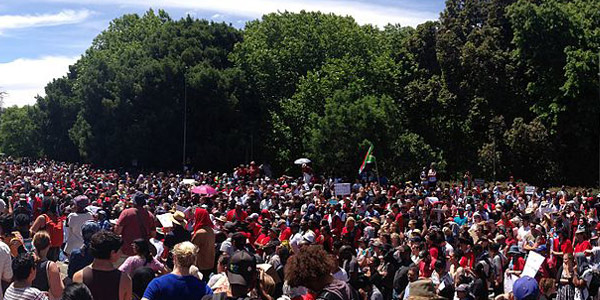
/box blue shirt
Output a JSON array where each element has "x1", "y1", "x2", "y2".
[
  {"x1": 454, "y1": 216, "x2": 467, "y2": 226},
  {"x1": 143, "y1": 274, "x2": 213, "y2": 300}
]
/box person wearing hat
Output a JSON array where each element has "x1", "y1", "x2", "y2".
[
  {"x1": 67, "y1": 221, "x2": 101, "y2": 279},
  {"x1": 456, "y1": 283, "x2": 473, "y2": 300},
  {"x1": 227, "y1": 250, "x2": 266, "y2": 299},
  {"x1": 142, "y1": 242, "x2": 213, "y2": 300},
  {"x1": 191, "y1": 208, "x2": 215, "y2": 280},
  {"x1": 506, "y1": 245, "x2": 525, "y2": 276},
  {"x1": 406, "y1": 279, "x2": 444, "y2": 300},
  {"x1": 115, "y1": 192, "x2": 156, "y2": 256},
  {"x1": 65, "y1": 195, "x2": 94, "y2": 256},
  {"x1": 574, "y1": 226, "x2": 592, "y2": 253},
  {"x1": 512, "y1": 276, "x2": 539, "y2": 300}
]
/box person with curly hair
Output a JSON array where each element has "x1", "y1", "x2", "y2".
[{"x1": 285, "y1": 245, "x2": 358, "y2": 300}]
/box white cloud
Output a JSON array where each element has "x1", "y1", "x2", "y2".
[
  {"x1": 0, "y1": 9, "x2": 92, "y2": 34},
  {"x1": 0, "y1": 56, "x2": 78, "y2": 107},
  {"x1": 47, "y1": 0, "x2": 437, "y2": 28}
]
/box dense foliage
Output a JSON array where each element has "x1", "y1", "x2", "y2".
[{"x1": 1, "y1": 0, "x2": 599, "y2": 185}]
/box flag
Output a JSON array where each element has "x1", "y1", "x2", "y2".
[{"x1": 358, "y1": 145, "x2": 375, "y2": 174}]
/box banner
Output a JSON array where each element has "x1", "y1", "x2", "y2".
[{"x1": 334, "y1": 183, "x2": 351, "y2": 196}]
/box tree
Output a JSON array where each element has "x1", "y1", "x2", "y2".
[{"x1": 0, "y1": 106, "x2": 40, "y2": 157}]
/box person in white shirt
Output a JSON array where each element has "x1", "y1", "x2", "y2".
[
  {"x1": 64, "y1": 196, "x2": 94, "y2": 256},
  {"x1": 0, "y1": 217, "x2": 13, "y2": 300}
]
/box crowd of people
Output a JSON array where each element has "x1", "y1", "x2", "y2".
[{"x1": 0, "y1": 157, "x2": 598, "y2": 300}]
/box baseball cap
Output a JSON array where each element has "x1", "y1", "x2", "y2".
[
  {"x1": 228, "y1": 251, "x2": 257, "y2": 286},
  {"x1": 513, "y1": 276, "x2": 539, "y2": 300}
]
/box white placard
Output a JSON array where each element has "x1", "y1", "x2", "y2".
[
  {"x1": 521, "y1": 251, "x2": 545, "y2": 278},
  {"x1": 181, "y1": 179, "x2": 196, "y2": 185},
  {"x1": 157, "y1": 213, "x2": 173, "y2": 228},
  {"x1": 504, "y1": 274, "x2": 518, "y2": 293},
  {"x1": 334, "y1": 183, "x2": 351, "y2": 196},
  {"x1": 525, "y1": 186, "x2": 536, "y2": 195}
]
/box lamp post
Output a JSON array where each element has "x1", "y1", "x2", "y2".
[{"x1": 182, "y1": 68, "x2": 188, "y2": 170}]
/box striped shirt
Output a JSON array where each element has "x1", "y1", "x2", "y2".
[{"x1": 4, "y1": 284, "x2": 48, "y2": 300}]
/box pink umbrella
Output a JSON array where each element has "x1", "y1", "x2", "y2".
[{"x1": 191, "y1": 185, "x2": 216, "y2": 195}]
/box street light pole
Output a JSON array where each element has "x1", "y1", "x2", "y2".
[{"x1": 183, "y1": 69, "x2": 188, "y2": 170}]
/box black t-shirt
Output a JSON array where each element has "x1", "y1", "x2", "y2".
[{"x1": 472, "y1": 278, "x2": 488, "y2": 300}]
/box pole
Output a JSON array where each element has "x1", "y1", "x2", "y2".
[
  {"x1": 182, "y1": 70, "x2": 187, "y2": 169},
  {"x1": 493, "y1": 134, "x2": 496, "y2": 183},
  {"x1": 374, "y1": 157, "x2": 381, "y2": 186},
  {"x1": 597, "y1": 47, "x2": 600, "y2": 189}
]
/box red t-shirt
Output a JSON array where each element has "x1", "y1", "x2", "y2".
[
  {"x1": 419, "y1": 258, "x2": 436, "y2": 278},
  {"x1": 280, "y1": 227, "x2": 292, "y2": 241},
  {"x1": 226, "y1": 209, "x2": 247, "y2": 222},
  {"x1": 255, "y1": 234, "x2": 270, "y2": 247},
  {"x1": 459, "y1": 252, "x2": 475, "y2": 268},
  {"x1": 553, "y1": 238, "x2": 573, "y2": 254},
  {"x1": 574, "y1": 240, "x2": 592, "y2": 253},
  {"x1": 511, "y1": 257, "x2": 526, "y2": 271},
  {"x1": 395, "y1": 213, "x2": 405, "y2": 232},
  {"x1": 429, "y1": 246, "x2": 439, "y2": 260},
  {"x1": 116, "y1": 208, "x2": 155, "y2": 256}
]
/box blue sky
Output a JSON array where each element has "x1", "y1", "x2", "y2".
[{"x1": 0, "y1": 0, "x2": 445, "y2": 107}]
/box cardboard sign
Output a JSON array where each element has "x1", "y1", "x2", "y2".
[
  {"x1": 525, "y1": 186, "x2": 536, "y2": 195},
  {"x1": 474, "y1": 179, "x2": 485, "y2": 187},
  {"x1": 334, "y1": 183, "x2": 351, "y2": 196},
  {"x1": 521, "y1": 251, "x2": 545, "y2": 278},
  {"x1": 157, "y1": 213, "x2": 173, "y2": 228}
]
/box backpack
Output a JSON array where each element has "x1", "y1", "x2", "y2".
[
  {"x1": 475, "y1": 254, "x2": 495, "y2": 281},
  {"x1": 589, "y1": 270, "x2": 600, "y2": 297}
]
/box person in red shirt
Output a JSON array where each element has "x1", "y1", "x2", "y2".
[
  {"x1": 226, "y1": 203, "x2": 248, "y2": 222},
  {"x1": 506, "y1": 245, "x2": 526, "y2": 276},
  {"x1": 458, "y1": 238, "x2": 475, "y2": 268},
  {"x1": 279, "y1": 223, "x2": 292, "y2": 241},
  {"x1": 574, "y1": 227, "x2": 592, "y2": 253},
  {"x1": 113, "y1": 192, "x2": 155, "y2": 256},
  {"x1": 418, "y1": 250, "x2": 436, "y2": 278},
  {"x1": 254, "y1": 226, "x2": 270, "y2": 252},
  {"x1": 552, "y1": 229, "x2": 573, "y2": 256},
  {"x1": 341, "y1": 217, "x2": 361, "y2": 248}
]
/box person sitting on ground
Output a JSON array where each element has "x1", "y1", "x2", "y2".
[
  {"x1": 73, "y1": 230, "x2": 132, "y2": 300},
  {"x1": 31, "y1": 231, "x2": 64, "y2": 299},
  {"x1": 119, "y1": 238, "x2": 168, "y2": 276},
  {"x1": 4, "y1": 252, "x2": 48, "y2": 300},
  {"x1": 142, "y1": 241, "x2": 213, "y2": 300}
]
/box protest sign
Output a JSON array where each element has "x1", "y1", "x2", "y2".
[
  {"x1": 157, "y1": 213, "x2": 173, "y2": 228},
  {"x1": 521, "y1": 251, "x2": 545, "y2": 278},
  {"x1": 525, "y1": 186, "x2": 536, "y2": 195},
  {"x1": 474, "y1": 179, "x2": 485, "y2": 187},
  {"x1": 334, "y1": 183, "x2": 351, "y2": 196}
]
